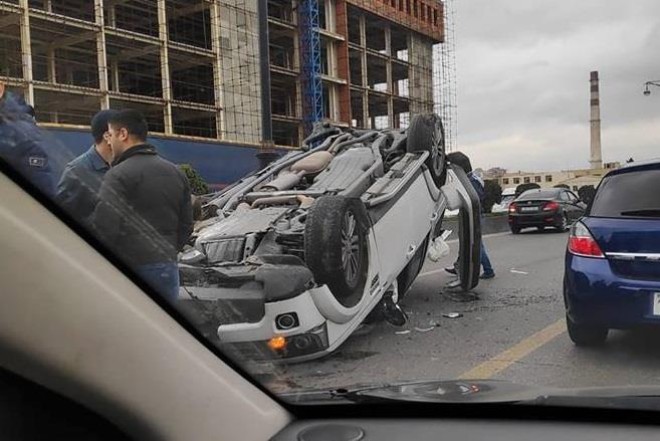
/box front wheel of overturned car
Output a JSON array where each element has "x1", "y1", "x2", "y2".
[
  {"x1": 305, "y1": 196, "x2": 369, "y2": 308},
  {"x1": 407, "y1": 113, "x2": 447, "y2": 187}
]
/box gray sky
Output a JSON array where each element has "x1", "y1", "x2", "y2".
[{"x1": 454, "y1": 0, "x2": 660, "y2": 172}]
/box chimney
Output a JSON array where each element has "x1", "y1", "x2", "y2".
[{"x1": 589, "y1": 71, "x2": 603, "y2": 169}]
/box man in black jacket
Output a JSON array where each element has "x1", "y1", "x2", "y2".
[{"x1": 91, "y1": 109, "x2": 193, "y2": 302}]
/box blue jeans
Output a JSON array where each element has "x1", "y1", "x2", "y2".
[
  {"x1": 136, "y1": 262, "x2": 180, "y2": 303},
  {"x1": 481, "y1": 241, "x2": 494, "y2": 276}
]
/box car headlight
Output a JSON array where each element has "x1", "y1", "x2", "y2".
[{"x1": 180, "y1": 249, "x2": 206, "y2": 264}]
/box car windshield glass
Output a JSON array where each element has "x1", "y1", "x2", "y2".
[
  {"x1": 518, "y1": 191, "x2": 557, "y2": 200},
  {"x1": 2, "y1": 0, "x2": 660, "y2": 414},
  {"x1": 590, "y1": 170, "x2": 660, "y2": 218}
]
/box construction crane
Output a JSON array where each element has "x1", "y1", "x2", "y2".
[{"x1": 299, "y1": 0, "x2": 324, "y2": 135}]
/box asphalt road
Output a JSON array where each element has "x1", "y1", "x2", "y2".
[{"x1": 262, "y1": 228, "x2": 660, "y2": 393}]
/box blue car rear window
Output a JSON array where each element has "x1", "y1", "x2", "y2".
[{"x1": 590, "y1": 170, "x2": 660, "y2": 218}]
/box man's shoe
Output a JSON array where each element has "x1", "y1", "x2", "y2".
[
  {"x1": 446, "y1": 279, "x2": 462, "y2": 289},
  {"x1": 480, "y1": 272, "x2": 495, "y2": 280},
  {"x1": 444, "y1": 266, "x2": 457, "y2": 275}
]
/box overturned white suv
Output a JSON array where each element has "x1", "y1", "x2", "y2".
[{"x1": 178, "y1": 114, "x2": 481, "y2": 362}]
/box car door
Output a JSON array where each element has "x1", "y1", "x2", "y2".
[
  {"x1": 442, "y1": 165, "x2": 481, "y2": 292},
  {"x1": 557, "y1": 191, "x2": 571, "y2": 220},
  {"x1": 566, "y1": 191, "x2": 585, "y2": 221}
]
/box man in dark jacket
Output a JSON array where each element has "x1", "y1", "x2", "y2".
[
  {"x1": 0, "y1": 82, "x2": 58, "y2": 197},
  {"x1": 91, "y1": 109, "x2": 193, "y2": 302},
  {"x1": 57, "y1": 109, "x2": 117, "y2": 224}
]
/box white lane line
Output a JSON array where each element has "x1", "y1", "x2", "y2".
[{"x1": 510, "y1": 269, "x2": 529, "y2": 275}]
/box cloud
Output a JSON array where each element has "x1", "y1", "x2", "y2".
[{"x1": 453, "y1": 0, "x2": 660, "y2": 172}]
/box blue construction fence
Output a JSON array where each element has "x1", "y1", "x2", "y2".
[{"x1": 45, "y1": 127, "x2": 287, "y2": 190}]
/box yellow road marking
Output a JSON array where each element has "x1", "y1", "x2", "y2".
[{"x1": 458, "y1": 318, "x2": 566, "y2": 380}]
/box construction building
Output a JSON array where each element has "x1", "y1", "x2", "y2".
[{"x1": 0, "y1": 0, "x2": 446, "y2": 181}]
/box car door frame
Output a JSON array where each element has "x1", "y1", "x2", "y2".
[{"x1": 565, "y1": 191, "x2": 584, "y2": 221}]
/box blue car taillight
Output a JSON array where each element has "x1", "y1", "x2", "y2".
[{"x1": 568, "y1": 222, "x2": 605, "y2": 258}]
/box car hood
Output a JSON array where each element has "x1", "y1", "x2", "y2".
[{"x1": 280, "y1": 379, "x2": 660, "y2": 409}]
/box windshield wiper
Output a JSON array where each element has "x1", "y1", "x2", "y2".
[{"x1": 620, "y1": 209, "x2": 660, "y2": 218}]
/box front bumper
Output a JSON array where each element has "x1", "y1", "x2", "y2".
[
  {"x1": 564, "y1": 253, "x2": 660, "y2": 329},
  {"x1": 509, "y1": 212, "x2": 561, "y2": 228}
]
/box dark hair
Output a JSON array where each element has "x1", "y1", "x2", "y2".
[
  {"x1": 90, "y1": 109, "x2": 118, "y2": 143},
  {"x1": 447, "y1": 151, "x2": 473, "y2": 174},
  {"x1": 108, "y1": 109, "x2": 148, "y2": 141}
]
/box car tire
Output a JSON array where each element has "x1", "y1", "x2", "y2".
[
  {"x1": 407, "y1": 114, "x2": 447, "y2": 187},
  {"x1": 305, "y1": 195, "x2": 369, "y2": 308},
  {"x1": 511, "y1": 226, "x2": 521, "y2": 234},
  {"x1": 556, "y1": 213, "x2": 569, "y2": 232},
  {"x1": 566, "y1": 315, "x2": 608, "y2": 346}
]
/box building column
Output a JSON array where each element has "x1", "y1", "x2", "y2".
[
  {"x1": 359, "y1": 13, "x2": 368, "y2": 126},
  {"x1": 210, "y1": 0, "x2": 225, "y2": 138},
  {"x1": 334, "y1": 0, "x2": 351, "y2": 124},
  {"x1": 157, "y1": 0, "x2": 173, "y2": 134},
  {"x1": 46, "y1": 47, "x2": 56, "y2": 83},
  {"x1": 108, "y1": 3, "x2": 117, "y2": 27},
  {"x1": 385, "y1": 24, "x2": 393, "y2": 127},
  {"x1": 110, "y1": 58, "x2": 120, "y2": 92},
  {"x1": 18, "y1": 0, "x2": 34, "y2": 105},
  {"x1": 95, "y1": 0, "x2": 110, "y2": 109}
]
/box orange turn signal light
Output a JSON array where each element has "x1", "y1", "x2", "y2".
[{"x1": 267, "y1": 336, "x2": 287, "y2": 351}]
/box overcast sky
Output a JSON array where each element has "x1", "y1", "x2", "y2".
[{"x1": 453, "y1": 0, "x2": 660, "y2": 172}]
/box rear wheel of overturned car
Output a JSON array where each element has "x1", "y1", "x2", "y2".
[
  {"x1": 407, "y1": 114, "x2": 447, "y2": 187},
  {"x1": 566, "y1": 315, "x2": 608, "y2": 346},
  {"x1": 305, "y1": 196, "x2": 369, "y2": 308}
]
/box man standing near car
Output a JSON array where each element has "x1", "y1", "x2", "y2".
[
  {"x1": 445, "y1": 151, "x2": 495, "y2": 280},
  {"x1": 91, "y1": 109, "x2": 193, "y2": 302},
  {"x1": 0, "y1": 81, "x2": 58, "y2": 197},
  {"x1": 57, "y1": 109, "x2": 117, "y2": 224}
]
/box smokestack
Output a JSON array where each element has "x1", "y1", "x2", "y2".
[{"x1": 589, "y1": 71, "x2": 603, "y2": 169}]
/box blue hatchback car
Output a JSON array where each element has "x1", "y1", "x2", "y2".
[{"x1": 564, "y1": 160, "x2": 660, "y2": 346}]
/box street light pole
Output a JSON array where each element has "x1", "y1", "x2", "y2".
[{"x1": 643, "y1": 80, "x2": 660, "y2": 96}]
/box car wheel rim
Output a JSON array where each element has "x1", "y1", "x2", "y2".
[
  {"x1": 562, "y1": 215, "x2": 568, "y2": 229},
  {"x1": 341, "y1": 212, "x2": 360, "y2": 284},
  {"x1": 430, "y1": 123, "x2": 445, "y2": 174}
]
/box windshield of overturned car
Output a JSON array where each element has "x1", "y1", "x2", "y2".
[{"x1": 2, "y1": 0, "x2": 660, "y2": 409}]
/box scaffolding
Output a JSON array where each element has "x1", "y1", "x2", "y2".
[
  {"x1": 435, "y1": 0, "x2": 456, "y2": 151},
  {"x1": 0, "y1": 0, "x2": 445, "y2": 149}
]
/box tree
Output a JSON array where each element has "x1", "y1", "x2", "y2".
[
  {"x1": 578, "y1": 185, "x2": 596, "y2": 205},
  {"x1": 179, "y1": 164, "x2": 209, "y2": 196},
  {"x1": 483, "y1": 180, "x2": 502, "y2": 213},
  {"x1": 515, "y1": 183, "x2": 540, "y2": 197},
  {"x1": 554, "y1": 184, "x2": 570, "y2": 189}
]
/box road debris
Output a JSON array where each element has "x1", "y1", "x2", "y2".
[
  {"x1": 414, "y1": 326, "x2": 435, "y2": 333},
  {"x1": 395, "y1": 330, "x2": 411, "y2": 335},
  {"x1": 443, "y1": 312, "x2": 463, "y2": 319}
]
